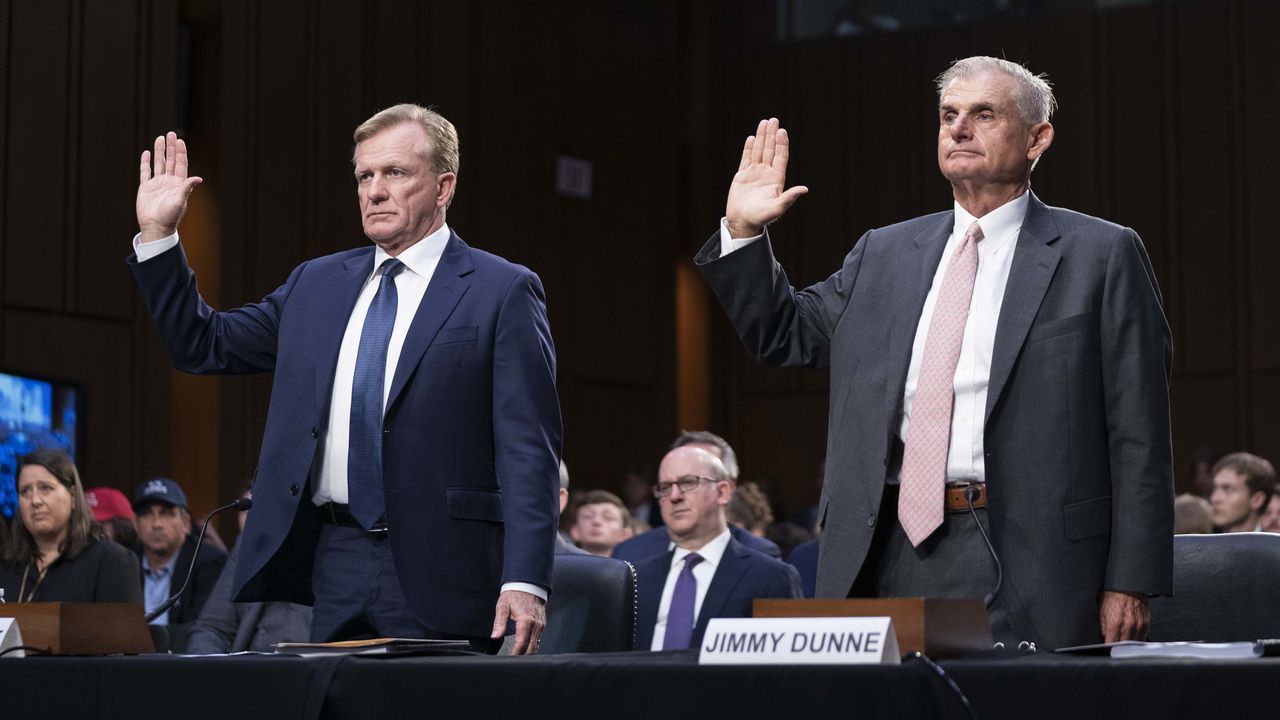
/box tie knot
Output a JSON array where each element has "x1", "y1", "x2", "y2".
[
  {"x1": 684, "y1": 553, "x2": 704, "y2": 570},
  {"x1": 380, "y1": 258, "x2": 406, "y2": 279},
  {"x1": 965, "y1": 221, "x2": 984, "y2": 244}
]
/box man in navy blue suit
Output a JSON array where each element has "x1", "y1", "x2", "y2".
[
  {"x1": 129, "y1": 105, "x2": 561, "y2": 654},
  {"x1": 634, "y1": 446, "x2": 800, "y2": 651},
  {"x1": 614, "y1": 430, "x2": 780, "y2": 562}
]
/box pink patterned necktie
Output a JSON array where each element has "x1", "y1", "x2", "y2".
[{"x1": 898, "y1": 220, "x2": 983, "y2": 547}]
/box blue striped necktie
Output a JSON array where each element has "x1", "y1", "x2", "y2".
[{"x1": 348, "y1": 258, "x2": 406, "y2": 530}]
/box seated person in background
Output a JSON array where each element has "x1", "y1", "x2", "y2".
[
  {"x1": 187, "y1": 489, "x2": 312, "y2": 654},
  {"x1": 1172, "y1": 494, "x2": 1213, "y2": 535},
  {"x1": 555, "y1": 461, "x2": 587, "y2": 555},
  {"x1": 634, "y1": 446, "x2": 801, "y2": 651},
  {"x1": 726, "y1": 481, "x2": 773, "y2": 537},
  {"x1": 86, "y1": 486, "x2": 142, "y2": 554},
  {"x1": 0, "y1": 449, "x2": 141, "y2": 603},
  {"x1": 133, "y1": 477, "x2": 228, "y2": 651},
  {"x1": 1209, "y1": 452, "x2": 1276, "y2": 533},
  {"x1": 1263, "y1": 493, "x2": 1280, "y2": 534},
  {"x1": 568, "y1": 490, "x2": 633, "y2": 557},
  {"x1": 614, "y1": 431, "x2": 781, "y2": 561}
]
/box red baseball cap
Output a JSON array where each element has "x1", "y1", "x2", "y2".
[{"x1": 85, "y1": 486, "x2": 135, "y2": 522}]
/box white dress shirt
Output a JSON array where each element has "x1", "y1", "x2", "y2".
[
  {"x1": 134, "y1": 226, "x2": 546, "y2": 600},
  {"x1": 649, "y1": 528, "x2": 732, "y2": 651},
  {"x1": 719, "y1": 191, "x2": 1027, "y2": 483}
]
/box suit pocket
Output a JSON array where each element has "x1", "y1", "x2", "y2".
[
  {"x1": 447, "y1": 487, "x2": 504, "y2": 522},
  {"x1": 432, "y1": 325, "x2": 479, "y2": 347},
  {"x1": 1028, "y1": 312, "x2": 1093, "y2": 344},
  {"x1": 1063, "y1": 495, "x2": 1111, "y2": 540}
]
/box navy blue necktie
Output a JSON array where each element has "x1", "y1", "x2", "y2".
[
  {"x1": 662, "y1": 553, "x2": 704, "y2": 650},
  {"x1": 348, "y1": 258, "x2": 405, "y2": 530}
]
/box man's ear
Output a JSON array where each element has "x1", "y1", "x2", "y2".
[
  {"x1": 437, "y1": 171, "x2": 457, "y2": 208},
  {"x1": 1027, "y1": 121, "x2": 1054, "y2": 164},
  {"x1": 1250, "y1": 491, "x2": 1267, "y2": 513}
]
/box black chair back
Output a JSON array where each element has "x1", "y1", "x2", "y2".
[
  {"x1": 1148, "y1": 533, "x2": 1280, "y2": 642},
  {"x1": 539, "y1": 554, "x2": 636, "y2": 653}
]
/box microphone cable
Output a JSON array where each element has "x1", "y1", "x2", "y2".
[{"x1": 145, "y1": 497, "x2": 253, "y2": 623}]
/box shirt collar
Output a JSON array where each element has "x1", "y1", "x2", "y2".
[
  {"x1": 672, "y1": 527, "x2": 732, "y2": 571},
  {"x1": 953, "y1": 191, "x2": 1029, "y2": 253},
  {"x1": 142, "y1": 551, "x2": 179, "y2": 578},
  {"x1": 370, "y1": 222, "x2": 451, "y2": 280}
]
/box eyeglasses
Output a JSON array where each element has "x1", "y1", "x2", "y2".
[{"x1": 653, "y1": 475, "x2": 721, "y2": 498}]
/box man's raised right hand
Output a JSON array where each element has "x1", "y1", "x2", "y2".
[
  {"x1": 137, "y1": 132, "x2": 202, "y2": 243},
  {"x1": 724, "y1": 117, "x2": 809, "y2": 239}
]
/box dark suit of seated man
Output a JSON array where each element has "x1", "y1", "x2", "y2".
[{"x1": 633, "y1": 446, "x2": 801, "y2": 651}]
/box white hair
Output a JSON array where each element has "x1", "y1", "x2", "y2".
[{"x1": 936, "y1": 56, "x2": 1056, "y2": 124}]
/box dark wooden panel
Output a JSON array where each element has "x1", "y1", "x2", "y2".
[
  {"x1": 1170, "y1": 375, "x2": 1236, "y2": 495},
  {"x1": 368, "y1": 0, "x2": 421, "y2": 110},
  {"x1": 311, "y1": 0, "x2": 366, "y2": 259},
  {"x1": 1241, "y1": 0, "x2": 1280, "y2": 370},
  {"x1": 739, "y1": 391, "x2": 828, "y2": 521},
  {"x1": 3, "y1": 310, "x2": 133, "y2": 496},
  {"x1": 560, "y1": 380, "x2": 665, "y2": 498},
  {"x1": 1171, "y1": 1, "x2": 1235, "y2": 375},
  {"x1": 5, "y1": 0, "x2": 69, "y2": 311},
  {"x1": 76, "y1": 0, "x2": 140, "y2": 320},
  {"x1": 1248, "y1": 373, "x2": 1280, "y2": 469}
]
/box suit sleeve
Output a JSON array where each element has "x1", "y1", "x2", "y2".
[
  {"x1": 492, "y1": 270, "x2": 563, "y2": 592},
  {"x1": 184, "y1": 546, "x2": 230, "y2": 623},
  {"x1": 185, "y1": 545, "x2": 242, "y2": 654},
  {"x1": 694, "y1": 228, "x2": 871, "y2": 369},
  {"x1": 773, "y1": 562, "x2": 804, "y2": 600},
  {"x1": 1100, "y1": 229, "x2": 1174, "y2": 595},
  {"x1": 127, "y1": 242, "x2": 298, "y2": 375}
]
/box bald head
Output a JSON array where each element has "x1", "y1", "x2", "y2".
[{"x1": 656, "y1": 446, "x2": 731, "y2": 550}]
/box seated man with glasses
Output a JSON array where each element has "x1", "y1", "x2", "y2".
[{"x1": 633, "y1": 446, "x2": 801, "y2": 651}]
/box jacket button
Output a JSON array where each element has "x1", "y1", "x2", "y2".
[
  {"x1": 311, "y1": 427, "x2": 319, "y2": 439},
  {"x1": 383, "y1": 426, "x2": 391, "y2": 435},
  {"x1": 289, "y1": 483, "x2": 300, "y2": 496},
  {"x1": 867, "y1": 513, "x2": 876, "y2": 527}
]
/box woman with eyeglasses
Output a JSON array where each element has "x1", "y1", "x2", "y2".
[{"x1": 0, "y1": 448, "x2": 141, "y2": 603}]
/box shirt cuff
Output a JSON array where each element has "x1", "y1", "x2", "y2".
[
  {"x1": 134, "y1": 232, "x2": 180, "y2": 261},
  {"x1": 501, "y1": 582, "x2": 547, "y2": 602},
  {"x1": 719, "y1": 217, "x2": 763, "y2": 257}
]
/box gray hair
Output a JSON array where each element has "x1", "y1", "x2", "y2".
[
  {"x1": 670, "y1": 430, "x2": 739, "y2": 482},
  {"x1": 352, "y1": 103, "x2": 460, "y2": 176},
  {"x1": 936, "y1": 56, "x2": 1056, "y2": 125},
  {"x1": 558, "y1": 460, "x2": 570, "y2": 491}
]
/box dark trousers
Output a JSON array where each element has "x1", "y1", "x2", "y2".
[
  {"x1": 310, "y1": 524, "x2": 501, "y2": 653},
  {"x1": 850, "y1": 484, "x2": 1015, "y2": 645}
]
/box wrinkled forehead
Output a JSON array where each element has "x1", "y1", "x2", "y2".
[
  {"x1": 939, "y1": 71, "x2": 1017, "y2": 109},
  {"x1": 659, "y1": 446, "x2": 720, "y2": 480}
]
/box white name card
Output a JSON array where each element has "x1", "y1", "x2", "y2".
[
  {"x1": 0, "y1": 617, "x2": 24, "y2": 659},
  {"x1": 699, "y1": 616, "x2": 899, "y2": 665}
]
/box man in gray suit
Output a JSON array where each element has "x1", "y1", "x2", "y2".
[{"x1": 695, "y1": 56, "x2": 1173, "y2": 650}]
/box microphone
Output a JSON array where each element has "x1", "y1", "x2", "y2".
[
  {"x1": 144, "y1": 497, "x2": 253, "y2": 623},
  {"x1": 964, "y1": 484, "x2": 1003, "y2": 609}
]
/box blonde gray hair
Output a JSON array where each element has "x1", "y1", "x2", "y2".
[
  {"x1": 936, "y1": 56, "x2": 1056, "y2": 125},
  {"x1": 352, "y1": 103, "x2": 460, "y2": 176}
]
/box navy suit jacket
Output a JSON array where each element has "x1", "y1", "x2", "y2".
[
  {"x1": 129, "y1": 231, "x2": 562, "y2": 638},
  {"x1": 633, "y1": 536, "x2": 801, "y2": 651},
  {"x1": 613, "y1": 524, "x2": 780, "y2": 563}
]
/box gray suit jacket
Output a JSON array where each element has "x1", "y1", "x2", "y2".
[{"x1": 695, "y1": 193, "x2": 1174, "y2": 650}]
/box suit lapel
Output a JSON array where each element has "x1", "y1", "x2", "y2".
[
  {"x1": 692, "y1": 538, "x2": 750, "y2": 644},
  {"x1": 385, "y1": 231, "x2": 474, "y2": 412},
  {"x1": 634, "y1": 551, "x2": 674, "y2": 651},
  {"x1": 985, "y1": 193, "x2": 1062, "y2": 423},
  {"x1": 882, "y1": 215, "x2": 953, "y2": 436},
  {"x1": 314, "y1": 251, "x2": 376, "y2": 421}
]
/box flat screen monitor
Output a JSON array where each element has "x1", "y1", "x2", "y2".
[{"x1": 0, "y1": 370, "x2": 80, "y2": 519}]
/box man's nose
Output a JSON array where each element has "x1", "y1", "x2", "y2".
[
  {"x1": 367, "y1": 175, "x2": 389, "y2": 201},
  {"x1": 949, "y1": 114, "x2": 973, "y2": 140}
]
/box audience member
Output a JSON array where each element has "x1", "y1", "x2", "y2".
[
  {"x1": 765, "y1": 522, "x2": 812, "y2": 560},
  {"x1": 785, "y1": 537, "x2": 820, "y2": 598},
  {"x1": 1173, "y1": 493, "x2": 1213, "y2": 535},
  {"x1": 726, "y1": 481, "x2": 773, "y2": 536},
  {"x1": 0, "y1": 449, "x2": 141, "y2": 603},
  {"x1": 134, "y1": 477, "x2": 228, "y2": 651},
  {"x1": 85, "y1": 486, "x2": 142, "y2": 554},
  {"x1": 187, "y1": 489, "x2": 312, "y2": 653},
  {"x1": 1262, "y1": 493, "x2": 1280, "y2": 534},
  {"x1": 1209, "y1": 452, "x2": 1275, "y2": 533},
  {"x1": 1188, "y1": 446, "x2": 1219, "y2": 499},
  {"x1": 556, "y1": 461, "x2": 588, "y2": 555},
  {"x1": 634, "y1": 446, "x2": 800, "y2": 650},
  {"x1": 613, "y1": 431, "x2": 781, "y2": 561},
  {"x1": 568, "y1": 490, "x2": 633, "y2": 557},
  {"x1": 621, "y1": 467, "x2": 660, "y2": 529}
]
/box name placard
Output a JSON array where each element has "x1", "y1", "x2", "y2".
[
  {"x1": 699, "y1": 616, "x2": 899, "y2": 665},
  {"x1": 0, "y1": 617, "x2": 24, "y2": 658}
]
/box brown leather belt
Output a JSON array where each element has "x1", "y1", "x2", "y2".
[{"x1": 945, "y1": 483, "x2": 986, "y2": 512}]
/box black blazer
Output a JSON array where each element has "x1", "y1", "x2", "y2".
[
  {"x1": 139, "y1": 534, "x2": 228, "y2": 626},
  {"x1": 0, "y1": 539, "x2": 142, "y2": 603},
  {"x1": 633, "y1": 536, "x2": 801, "y2": 651}
]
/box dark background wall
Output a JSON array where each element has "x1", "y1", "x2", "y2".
[{"x1": 0, "y1": 0, "x2": 1274, "y2": 535}]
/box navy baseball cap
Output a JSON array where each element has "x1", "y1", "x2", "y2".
[{"x1": 133, "y1": 477, "x2": 189, "y2": 511}]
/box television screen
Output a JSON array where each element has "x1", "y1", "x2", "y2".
[{"x1": 0, "y1": 370, "x2": 79, "y2": 519}]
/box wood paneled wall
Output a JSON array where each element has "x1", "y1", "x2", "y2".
[{"x1": 1, "y1": 0, "x2": 1276, "y2": 533}]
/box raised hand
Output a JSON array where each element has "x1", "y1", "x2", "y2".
[
  {"x1": 724, "y1": 118, "x2": 808, "y2": 239},
  {"x1": 137, "y1": 132, "x2": 203, "y2": 242}
]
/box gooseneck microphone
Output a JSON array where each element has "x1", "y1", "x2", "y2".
[
  {"x1": 144, "y1": 497, "x2": 253, "y2": 623},
  {"x1": 964, "y1": 484, "x2": 1003, "y2": 610}
]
